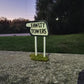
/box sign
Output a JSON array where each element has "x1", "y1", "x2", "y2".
[
  {"x1": 26, "y1": 20, "x2": 48, "y2": 57},
  {"x1": 26, "y1": 21, "x2": 48, "y2": 36}
]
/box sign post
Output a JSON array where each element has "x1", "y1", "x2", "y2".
[
  {"x1": 43, "y1": 36, "x2": 46, "y2": 57},
  {"x1": 35, "y1": 36, "x2": 37, "y2": 56},
  {"x1": 26, "y1": 20, "x2": 48, "y2": 57}
]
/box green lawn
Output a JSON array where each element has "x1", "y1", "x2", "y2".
[{"x1": 0, "y1": 33, "x2": 84, "y2": 54}]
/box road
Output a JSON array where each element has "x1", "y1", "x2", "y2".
[{"x1": 0, "y1": 33, "x2": 30, "y2": 37}]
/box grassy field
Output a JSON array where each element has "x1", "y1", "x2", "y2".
[{"x1": 0, "y1": 33, "x2": 84, "y2": 54}]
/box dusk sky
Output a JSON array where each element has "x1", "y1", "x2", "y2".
[{"x1": 0, "y1": 0, "x2": 36, "y2": 20}]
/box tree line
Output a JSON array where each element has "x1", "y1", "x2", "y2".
[
  {"x1": 35, "y1": 0, "x2": 84, "y2": 34},
  {"x1": 0, "y1": 17, "x2": 29, "y2": 34}
]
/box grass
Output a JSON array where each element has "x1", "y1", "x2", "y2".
[
  {"x1": 0, "y1": 33, "x2": 84, "y2": 54},
  {"x1": 30, "y1": 54, "x2": 49, "y2": 61}
]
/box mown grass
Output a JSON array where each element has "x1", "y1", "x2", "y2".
[{"x1": 0, "y1": 33, "x2": 84, "y2": 54}]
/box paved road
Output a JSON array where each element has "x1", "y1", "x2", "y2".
[{"x1": 0, "y1": 33, "x2": 30, "y2": 37}]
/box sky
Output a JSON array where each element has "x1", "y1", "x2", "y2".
[{"x1": 0, "y1": 0, "x2": 36, "y2": 21}]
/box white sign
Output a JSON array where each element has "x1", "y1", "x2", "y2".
[
  {"x1": 26, "y1": 20, "x2": 48, "y2": 57},
  {"x1": 26, "y1": 21, "x2": 48, "y2": 36}
]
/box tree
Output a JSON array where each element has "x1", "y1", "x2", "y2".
[
  {"x1": 0, "y1": 17, "x2": 29, "y2": 34},
  {"x1": 56, "y1": 0, "x2": 84, "y2": 34},
  {"x1": 35, "y1": 0, "x2": 56, "y2": 34},
  {"x1": 35, "y1": 0, "x2": 84, "y2": 34},
  {"x1": 10, "y1": 18, "x2": 29, "y2": 33},
  {"x1": 35, "y1": 0, "x2": 53, "y2": 20},
  {"x1": 0, "y1": 17, "x2": 10, "y2": 34}
]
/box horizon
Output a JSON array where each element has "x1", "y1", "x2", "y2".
[{"x1": 0, "y1": 16, "x2": 31, "y2": 21}]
